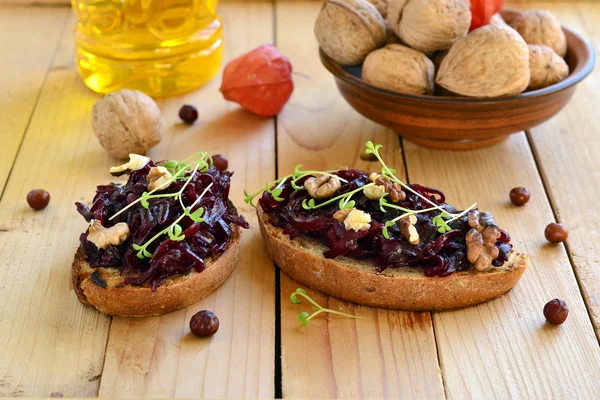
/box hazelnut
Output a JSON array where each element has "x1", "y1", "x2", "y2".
[
  {"x1": 510, "y1": 10, "x2": 567, "y2": 58},
  {"x1": 92, "y1": 89, "x2": 163, "y2": 159},
  {"x1": 314, "y1": 0, "x2": 386, "y2": 66},
  {"x1": 544, "y1": 222, "x2": 568, "y2": 243},
  {"x1": 527, "y1": 45, "x2": 569, "y2": 90},
  {"x1": 510, "y1": 187, "x2": 530, "y2": 206},
  {"x1": 211, "y1": 154, "x2": 228, "y2": 171},
  {"x1": 387, "y1": 0, "x2": 471, "y2": 54},
  {"x1": 190, "y1": 310, "x2": 219, "y2": 337},
  {"x1": 362, "y1": 44, "x2": 435, "y2": 95},
  {"x1": 179, "y1": 104, "x2": 198, "y2": 124},
  {"x1": 26, "y1": 189, "x2": 50, "y2": 210},
  {"x1": 436, "y1": 25, "x2": 530, "y2": 98},
  {"x1": 544, "y1": 299, "x2": 568, "y2": 325}
]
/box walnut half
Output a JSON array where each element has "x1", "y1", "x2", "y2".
[
  {"x1": 304, "y1": 175, "x2": 341, "y2": 199},
  {"x1": 87, "y1": 220, "x2": 129, "y2": 250},
  {"x1": 398, "y1": 214, "x2": 419, "y2": 245},
  {"x1": 466, "y1": 210, "x2": 501, "y2": 271}
]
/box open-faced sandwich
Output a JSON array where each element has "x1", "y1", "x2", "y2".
[
  {"x1": 246, "y1": 142, "x2": 528, "y2": 310},
  {"x1": 73, "y1": 152, "x2": 249, "y2": 317}
]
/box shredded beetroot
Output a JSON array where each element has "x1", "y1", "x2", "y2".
[
  {"x1": 259, "y1": 169, "x2": 511, "y2": 276},
  {"x1": 76, "y1": 161, "x2": 249, "y2": 291}
]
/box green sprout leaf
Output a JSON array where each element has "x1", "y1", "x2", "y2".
[
  {"x1": 365, "y1": 141, "x2": 382, "y2": 155},
  {"x1": 291, "y1": 179, "x2": 305, "y2": 190},
  {"x1": 270, "y1": 187, "x2": 284, "y2": 201},
  {"x1": 338, "y1": 197, "x2": 355, "y2": 210},
  {"x1": 297, "y1": 312, "x2": 310, "y2": 325},
  {"x1": 168, "y1": 224, "x2": 185, "y2": 241},
  {"x1": 292, "y1": 164, "x2": 304, "y2": 179},
  {"x1": 290, "y1": 288, "x2": 307, "y2": 304},
  {"x1": 188, "y1": 207, "x2": 205, "y2": 223},
  {"x1": 140, "y1": 192, "x2": 151, "y2": 209}
]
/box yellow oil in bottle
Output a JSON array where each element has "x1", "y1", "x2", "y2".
[{"x1": 71, "y1": 0, "x2": 223, "y2": 97}]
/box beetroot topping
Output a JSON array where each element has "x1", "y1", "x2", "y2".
[
  {"x1": 76, "y1": 153, "x2": 249, "y2": 291},
  {"x1": 258, "y1": 169, "x2": 511, "y2": 276},
  {"x1": 244, "y1": 141, "x2": 512, "y2": 277}
]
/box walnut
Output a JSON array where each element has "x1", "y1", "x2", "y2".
[
  {"x1": 490, "y1": 13, "x2": 508, "y2": 27},
  {"x1": 468, "y1": 209, "x2": 497, "y2": 232},
  {"x1": 304, "y1": 175, "x2": 341, "y2": 199},
  {"x1": 387, "y1": 0, "x2": 471, "y2": 54},
  {"x1": 398, "y1": 214, "x2": 419, "y2": 245},
  {"x1": 87, "y1": 220, "x2": 129, "y2": 250},
  {"x1": 528, "y1": 45, "x2": 569, "y2": 90},
  {"x1": 92, "y1": 89, "x2": 163, "y2": 159},
  {"x1": 335, "y1": 208, "x2": 371, "y2": 231},
  {"x1": 147, "y1": 166, "x2": 173, "y2": 192},
  {"x1": 466, "y1": 227, "x2": 501, "y2": 271},
  {"x1": 364, "y1": 184, "x2": 387, "y2": 200},
  {"x1": 510, "y1": 10, "x2": 567, "y2": 58},
  {"x1": 362, "y1": 44, "x2": 435, "y2": 95},
  {"x1": 365, "y1": 0, "x2": 388, "y2": 17},
  {"x1": 466, "y1": 210, "x2": 500, "y2": 271},
  {"x1": 370, "y1": 173, "x2": 405, "y2": 202},
  {"x1": 314, "y1": 0, "x2": 386, "y2": 66},
  {"x1": 109, "y1": 154, "x2": 150, "y2": 175},
  {"x1": 436, "y1": 25, "x2": 530, "y2": 98},
  {"x1": 333, "y1": 208, "x2": 352, "y2": 222}
]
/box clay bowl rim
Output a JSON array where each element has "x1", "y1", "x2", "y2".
[{"x1": 319, "y1": 26, "x2": 595, "y2": 106}]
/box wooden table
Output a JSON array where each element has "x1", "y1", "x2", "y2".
[{"x1": 1, "y1": 0, "x2": 599, "y2": 398}]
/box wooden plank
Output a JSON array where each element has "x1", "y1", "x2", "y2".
[
  {"x1": 517, "y1": 1, "x2": 600, "y2": 337},
  {"x1": 0, "y1": 14, "x2": 111, "y2": 398},
  {"x1": 0, "y1": 7, "x2": 69, "y2": 194},
  {"x1": 97, "y1": 1, "x2": 276, "y2": 397},
  {"x1": 403, "y1": 133, "x2": 600, "y2": 398},
  {"x1": 275, "y1": 2, "x2": 445, "y2": 398}
]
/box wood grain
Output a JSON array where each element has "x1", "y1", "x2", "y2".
[
  {"x1": 97, "y1": 1, "x2": 276, "y2": 398},
  {"x1": 0, "y1": 14, "x2": 110, "y2": 398},
  {"x1": 0, "y1": 7, "x2": 69, "y2": 194},
  {"x1": 275, "y1": 2, "x2": 444, "y2": 398},
  {"x1": 518, "y1": 1, "x2": 600, "y2": 338},
  {"x1": 403, "y1": 133, "x2": 600, "y2": 398}
]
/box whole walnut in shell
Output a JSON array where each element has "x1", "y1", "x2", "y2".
[
  {"x1": 436, "y1": 25, "x2": 530, "y2": 98},
  {"x1": 528, "y1": 44, "x2": 569, "y2": 90},
  {"x1": 365, "y1": 0, "x2": 388, "y2": 17},
  {"x1": 387, "y1": 0, "x2": 471, "y2": 54},
  {"x1": 510, "y1": 10, "x2": 567, "y2": 58},
  {"x1": 315, "y1": 0, "x2": 386, "y2": 66},
  {"x1": 92, "y1": 90, "x2": 163, "y2": 159},
  {"x1": 363, "y1": 44, "x2": 434, "y2": 94}
]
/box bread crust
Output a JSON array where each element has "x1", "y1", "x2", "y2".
[
  {"x1": 72, "y1": 226, "x2": 240, "y2": 317},
  {"x1": 257, "y1": 205, "x2": 528, "y2": 311}
]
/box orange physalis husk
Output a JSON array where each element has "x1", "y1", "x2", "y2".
[{"x1": 220, "y1": 44, "x2": 294, "y2": 117}]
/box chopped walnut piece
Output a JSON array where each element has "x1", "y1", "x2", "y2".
[
  {"x1": 333, "y1": 208, "x2": 371, "y2": 231},
  {"x1": 369, "y1": 173, "x2": 406, "y2": 202},
  {"x1": 147, "y1": 166, "x2": 173, "y2": 192},
  {"x1": 468, "y1": 210, "x2": 497, "y2": 232},
  {"x1": 87, "y1": 220, "x2": 130, "y2": 249},
  {"x1": 466, "y1": 210, "x2": 501, "y2": 271},
  {"x1": 398, "y1": 214, "x2": 419, "y2": 245},
  {"x1": 110, "y1": 153, "x2": 150, "y2": 175},
  {"x1": 304, "y1": 175, "x2": 341, "y2": 199},
  {"x1": 364, "y1": 184, "x2": 387, "y2": 200},
  {"x1": 333, "y1": 208, "x2": 352, "y2": 222}
]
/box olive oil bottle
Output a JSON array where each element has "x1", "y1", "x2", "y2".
[{"x1": 71, "y1": 0, "x2": 223, "y2": 97}]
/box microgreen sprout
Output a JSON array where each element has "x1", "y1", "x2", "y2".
[
  {"x1": 301, "y1": 183, "x2": 374, "y2": 210},
  {"x1": 243, "y1": 166, "x2": 348, "y2": 208},
  {"x1": 290, "y1": 288, "x2": 362, "y2": 325},
  {"x1": 109, "y1": 153, "x2": 212, "y2": 222},
  {"x1": 131, "y1": 182, "x2": 213, "y2": 259}
]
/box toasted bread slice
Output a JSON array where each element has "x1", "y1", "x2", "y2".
[
  {"x1": 257, "y1": 206, "x2": 528, "y2": 311},
  {"x1": 72, "y1": 226, "x2": 240, "y2": 317}
]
